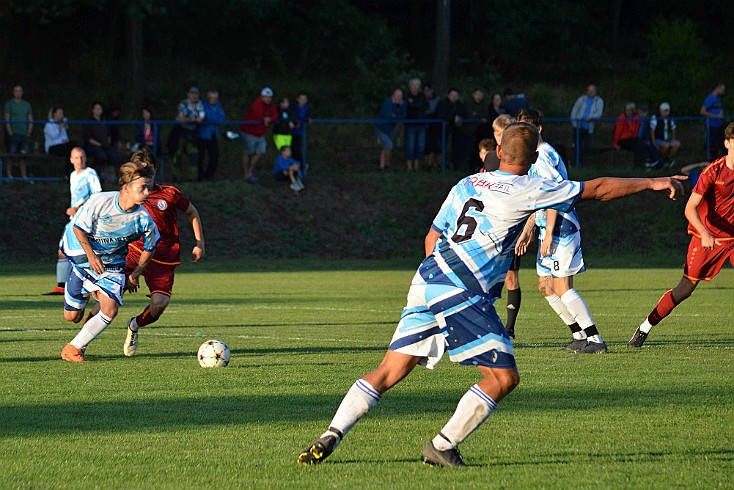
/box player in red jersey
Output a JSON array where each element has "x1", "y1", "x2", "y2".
[
  {"x1": 121, "y1": 147, "x2": 205, "y2": 356},
  {"x1": 629, "y1": 121, "x2": 734, "y2": 347}
]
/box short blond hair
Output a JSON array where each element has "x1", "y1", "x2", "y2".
[{"x1": 492, "y1": 114, "x2": 513, "y2": 132}]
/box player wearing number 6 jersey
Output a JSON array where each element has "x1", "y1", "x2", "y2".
[
  {"x1": 515, "y1": 109, "x2": 606, "y2": 354},
  {"x1": 297, "y1": 122, "x2": 685, "y2": 468},
  {"x1": 629, "y1": 122, "x2": 734, "y2": 347}
]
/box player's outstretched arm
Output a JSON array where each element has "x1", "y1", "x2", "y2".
[
  {"x1": 185, "y1": 203, "x2": 205, "y2": 263},
  {"x1": 581, "y1": 176, "x2": 686, "y2": 202}
]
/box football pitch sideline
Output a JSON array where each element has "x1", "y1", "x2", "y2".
[{"x1": 0, "y1": 262, "x2": 732, "y2": 489}]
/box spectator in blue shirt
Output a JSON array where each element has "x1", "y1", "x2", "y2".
[
  {"x1": 273, "y1": 145, "x2": 304, "y2": 192},
  {"x1": 196, "y1": 89, "x2": 226, "y2": 181},
  {"x1": 700, "y1": 82, "x2": 726, "y2": 159},
  {"x1": 375, "y1": 88, "x2": 406, "y2": 171},
  {"x1": 292, "y1": 92, "x2": 312, "y2": 170}
]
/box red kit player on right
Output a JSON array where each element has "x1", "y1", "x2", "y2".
[{"x1": 629, "y1": 122, "x2": 734, "y2": 348}]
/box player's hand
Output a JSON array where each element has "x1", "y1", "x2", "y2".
[
  {"x1": 701, "y1": 234, "x2": 721, "y2": 250},
  {"x1": 192, "y1": 241, "x2": 205, "y2": 263},
  {"x1": 66, "y1": 207, "x2": 77, "y2": 217},
  {"x1": 541, "y1": 237, "x2": 553, "y2": 257},
  {"x1": 515, "y1": 232, "x2": 532, "y2": 256},
  {"x1": 126, "y1": 274, "x2": 140, "y2": 292},
  {"x1": 652, "y1": 175, "x2": 687, "y2": 201},
  {"x1": 88, "y1": 254, "x2": 105, "y2": 275}
]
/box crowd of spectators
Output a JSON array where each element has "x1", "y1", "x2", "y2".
[{"x1": 0, "y1": 79, "x2": 727, "y2": 182}]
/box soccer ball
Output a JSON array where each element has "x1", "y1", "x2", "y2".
[{"x1": 197, "y1": 339, "x2": 230, "y2": 368}]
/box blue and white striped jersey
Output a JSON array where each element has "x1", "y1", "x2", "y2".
[
  {"x1": 61, "y1": 191, "x2": 160, "y2": 268},
  {"x1": 428, "y1": 170, "x2": 583, "y2": 300},
  {"x1": 528, "y1": 142, "x2": 581, "y2": 237},
  {"x1": 69, "y1": 167, "x2": 102, "y2": 208}
]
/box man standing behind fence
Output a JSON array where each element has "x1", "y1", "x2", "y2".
[
  {"x1": 241, "y1": 87, "x2": 278, "y2": 183},
  {"x1": 375, "y1": 88, "x2": 406, "y2": 172},
  {"x1": 4, "y1": 84, "x2": 33, "y2": 179},
  {"x1": 570, "y1": 83, "x2": 604, "y2": 162},
  {"x1": 404, "y1": 78, "x2": 428, "y2": 171},
  {"x1": 700, "y1": 82, "x2": 726, "y2": 159},
  {"x1": 197, "y1": 88, "x2": 225, "y2": 181}
]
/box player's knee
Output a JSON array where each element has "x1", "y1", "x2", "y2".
[{"x1": 64, "y1": 310, "x2": 83, "y2": 323}]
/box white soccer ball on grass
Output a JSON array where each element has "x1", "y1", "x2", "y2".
[{"x1": 197, "y1": 339, "x2": 231, "y2": 368}]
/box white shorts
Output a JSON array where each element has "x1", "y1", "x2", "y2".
[
  {"x1": 64, "y1": 264, "x2": 126, "y2": 311},
  {"x1": 536, "y1": 228, "x2": 585, "y2": 278}
]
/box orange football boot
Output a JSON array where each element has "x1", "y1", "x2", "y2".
[{"x1": 61, "y1": 343, "x2": 86, "y2": 363}]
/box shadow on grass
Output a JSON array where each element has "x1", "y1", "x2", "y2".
[
  {"x1": 1, "y1": 380, "x2": 731, "y2": 437},
  {"x1": 334, "y1": 448, "x2": 734, "y2": 466}
]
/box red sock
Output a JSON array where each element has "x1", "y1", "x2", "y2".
[
  {"x1": 648, "y1": 289, "x2": 678, "y2": 326},
  {"x1": 135, "y1": 305, "x2": 158, "y2": 328}
]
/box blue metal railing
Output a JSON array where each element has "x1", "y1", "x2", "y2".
[{"x1": 1, "y1": 115, "x2": 728, "y2": 182}]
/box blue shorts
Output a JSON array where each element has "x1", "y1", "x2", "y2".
[
  {"x1": 376, "y1": 129, "x2": 394, "y2": 151},
  {"x1": 241, "y1": 133, "x2": 266, "y2": 155},
  {"x1": 64, "y1": 264, "x2": 126, "y2": 311},
  {"x1": 8, "y1": 134, "x2": 30, "y2": 154},
  {"x1": 388, "y1": 273, "x2": 515, "y2": 369}
]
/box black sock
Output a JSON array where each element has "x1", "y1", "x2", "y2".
[{"x1": 505, "y1": 288, "x2": 521, "y2": 331}]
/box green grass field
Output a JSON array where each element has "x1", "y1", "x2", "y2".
[{"x1": 1, "y1": 261, "x2": 732, "y2": 489}]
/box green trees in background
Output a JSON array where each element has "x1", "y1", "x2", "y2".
[{"x1": 0, "y1": 0, "x2": 729, "y2": 119}]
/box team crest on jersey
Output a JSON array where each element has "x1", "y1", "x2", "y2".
[
  {"x1": 99, "y1": 215, "x2": 112, "y2": 224},
  {"x1": 156, "y1": 199, "x2": 168, "y2": 211}
]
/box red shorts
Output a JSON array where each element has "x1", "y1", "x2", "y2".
[
  {"x1": 683, "y1": 235, "x2": 734, "y2": 282},
  {"x1": 125, "y1": 254, "x2": 177, "y2": 297}
]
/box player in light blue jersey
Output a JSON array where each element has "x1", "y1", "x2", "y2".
[
  {"x1": 47, "y1": 148, "x2": 103, "y2": 295},
  {"x1": 515, "y1": 109, "x2": 605, "y2": 354},
  {"x1": 298, "y1": 123, "x2": 685, "y2": 467},
  {"x1": 60, "y1": 160, "x2": 159, "y2": 363}
]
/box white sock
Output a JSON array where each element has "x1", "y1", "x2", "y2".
[
  {"x1": 129, "y1": 317, "x2": 140, "y2": 332},
  {"x1": 56, "y1": 259, "x2": 71, "y2": 284},
  {"x1": 329, "y1": 379, "x2": 381, "y2": 437},
  {"x1": 561, "y1": 289, "x2": 603, "y2": 343},
  {"x1": 70, "y1": 312, "x2": 112, "y2": 348},
  {"x1": 545, "y1": 294, "x2": 575, "y2": 325},
  {"x1": 640, "y1": 319, "x2": 653, "y2": 334},
  {"x1": 433, "y1": 384, "x2": 497, "y2": 450}
]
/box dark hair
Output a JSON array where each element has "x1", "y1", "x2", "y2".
[
  {"x1": 130, "y1": 146, "x2": 157, "y2": 169},
  {"x1": 515, "y1": 108, "x2": 543, "y2": 127},
  {"x1": 725, "y1": 121, "x2": 734, "y2": 141},
  {"x1": 280, "y1": 145, "x2": 291, "y2": 152},
  {"x1": 712, "y1": 81, "x2": 725, "y2": 91},
  {"x1": 297, "y1": 91, "x2": 308, "y2": 98},
  {"x1": 91, "y1": 101, "x2": 104, "y2": 113}
]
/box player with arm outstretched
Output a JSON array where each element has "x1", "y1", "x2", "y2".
[
  {"x1": 629, "y1": 122, "x2": 734, "y2": 347},
  {"x1": 60, "y1": 160, "x2": 159, "y2": 362},
  {"x1": 47, "y1": 148, "x2": 102, "y2": 295},
  {"x1": 297, "y1": 122, "x2": 684, "y2": 468},
  {"x1": 514, "y1": 108, "x2": 606, "y2": 353},
  {"x1": 121, "y1": 147, "x2": 205, "y2": 356}
]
